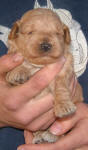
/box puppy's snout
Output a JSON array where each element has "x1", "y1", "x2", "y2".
[{"x1": 40, "y1": 42, "x2": 52, "y2": 52}]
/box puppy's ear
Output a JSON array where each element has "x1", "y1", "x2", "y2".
[
  {"x1": 8, "y1": 21, "x2": 20, "y2": 40},
  {"x1": 63, "y1": 24, "x2": 71, "y2": 44}
]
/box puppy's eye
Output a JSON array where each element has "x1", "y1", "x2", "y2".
[
  {"x1": 56, "y1": 32, "x2": 60, "y2": 36},
  {"x1": 56, "y1": 33, "x2": 63, "y2": 37},
  {"x1": 28, "y1": 31, "x2": 33, "y2": 35}
]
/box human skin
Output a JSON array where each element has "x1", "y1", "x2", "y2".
[
  {"x1": 18, "y1": 103, "x2": 88, "y2": 150},
  {"x1": 0, "y1": 53, "x2": 65, "y2": 130}
]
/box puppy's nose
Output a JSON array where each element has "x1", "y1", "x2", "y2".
[{"x1": 40, "y1": 42, "x2": 52, "y2": 52}]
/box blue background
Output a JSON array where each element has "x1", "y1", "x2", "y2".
[{"x1": 0, "y1": 0, "x2": 88, "y2": 149}]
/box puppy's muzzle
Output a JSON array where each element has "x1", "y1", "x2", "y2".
[{"x1": 40, "y1": 42, "x2": 52, "y2": 52}]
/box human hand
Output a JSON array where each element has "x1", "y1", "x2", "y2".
[
  {"x1": 0, "y1": 53, "x2": 65, "y2": 131},
  {"x1": 17, "y1": 71, "x2": 77, "y2": 148},
  {"x1": 18, "y1": 103, "x2": 88, "y2": 150}
]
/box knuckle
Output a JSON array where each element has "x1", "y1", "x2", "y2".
[
  {"x1": 16, "y1": 114, "x2": 29, "y2": 126},
  {"x1": 4, "y1": 100, "x2": 17, "y2": 111},
  {"x1": 4, "y1": 95, "x2": 20, "y2": 111},
  {"x1": 27, "y1": 125, "x2": 39, "y2": 132},
  {"x1": 32, "y1": 75, "x2": 47, "y2": 90},
  {"x1": 27, "y1": 121, "x2": 43, "y2": 131}
]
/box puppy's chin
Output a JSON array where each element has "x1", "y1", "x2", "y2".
[{"x1": 27, "y1": 56, "x2": 60, "y2": 65}]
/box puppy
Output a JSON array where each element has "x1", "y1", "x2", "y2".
[{"x1": 6, "y1": 8, "x2": 83, "y2": 143}]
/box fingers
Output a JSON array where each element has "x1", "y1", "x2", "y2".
[
  {"x1": 13, "y1": 56, "x2": 66, "y2": 101},
  {"x1": 24, "y1": 130, "x2": 33, "y2": 144},
  {"x1": 13, "y1": 94, "x2": 54, "y2": 125},
  {"x1": 0, "y1": 53, "x2": 23, "y2": 75},
  {"x1": 49, "y1": 115, "x2": 77, "y2": 136},
  {"x1": 27, "y1": 108, "x2": 55, "y2": 131},
  {"x1": 18, "y1": 119, "x2": 88, "y2": 150},
  {"x1": 3, "y1": 93, "x2": 54, "y2": 128},
  {"x1": 24, "y1": 109, "x2": 55, "y2": 144},
  {"x1": 41, "y1": 117, "x2": 56, "y2": 130},
  {"x1": 17, "y1": 94, "x2": 53, "y2": 125},
  {"x1": 49, "y1": 103, "x2": 88, "y2": 136},
  {"x1": 17, "y1": 142, "x2": 54, "y2": 150},
  {"x1": 55, "y1": 118, "x2": 88, "y2": 150}
]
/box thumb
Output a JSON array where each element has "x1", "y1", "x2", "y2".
[
  {"x1": 24, "y1": 130, "x2": 33, "y2": 144},
  {"x1": 49, "y1": 103, "x2": 87, "y2": 136},
  {"x1": 49, "y1": 117, "x2": 77, "y2": 136},
  {"x1": 0, "y1": 53, "x2": 23, "y2": 74}
]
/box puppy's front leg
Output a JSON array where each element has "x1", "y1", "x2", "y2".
[
  {"x1": 6, "y1": 63, "x2": 31, "y2": 85},
  {"x1": 54, "y1": 53, "x2": 76, "y2": 118},
  {"x1": 54, "y1": 76, "x2": 76, "y2": 118}
]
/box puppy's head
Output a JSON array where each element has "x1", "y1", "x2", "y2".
[{"x1": 8, "y1": 8, "x2": 71, "y2": 65}]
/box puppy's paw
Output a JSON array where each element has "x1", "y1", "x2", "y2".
[
  {"x1": 33, "y1": 131, "x2": 44, "y2": 144},
  {"x1": 54, "y1": 101, "x2": 76, "y2": 118},
  {"x1": 42, "y1": 131, "x2": 59, "y2": 143},
  {"x1": 6, "y1": 68, "x2": 30, "y2": 85},
  {"x1": 33, "y1": 131, "x2": 59, "y2": 144}
]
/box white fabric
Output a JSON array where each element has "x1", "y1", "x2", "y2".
[
  {"x1": 0, "y1": 25, "x2": 10, "y2": 47},
  {"x1": 0, "y1": 0, "x2": 88, "y2": 77}
]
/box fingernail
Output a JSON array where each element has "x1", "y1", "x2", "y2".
[
  {"x1": 49, "y1": 121, "x2": 62, "y2": 135},
  {"x1": 12, "y1": 53, "x2": 23, "y2": 62}
]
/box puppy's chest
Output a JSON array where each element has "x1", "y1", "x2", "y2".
[{"x1": 23, "y1": 61, "x2": 55, "y2": 99}]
